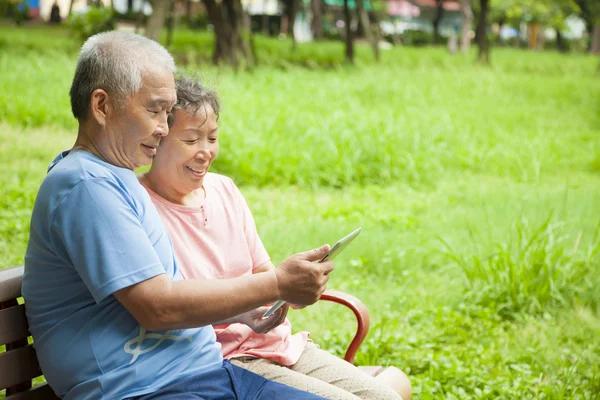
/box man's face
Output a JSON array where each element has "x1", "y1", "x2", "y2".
[
  {"x1": 150, "y1": 106, "x2": 219, "y2": 194},
  {"x1": 105, "y1": 69, "x2": 176, "y2": 170}
]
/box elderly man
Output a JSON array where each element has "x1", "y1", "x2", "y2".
[{"x1": 22, "y1": 31, "x2": 333, "y2": 400}]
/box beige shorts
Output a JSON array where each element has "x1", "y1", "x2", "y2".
[{"x1": 230, "y1": 342, "x2": 402, "y2": 400}]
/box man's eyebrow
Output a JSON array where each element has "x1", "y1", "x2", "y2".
[{"x1": 153, "y1": 99, "x2": 174, "y2": 106}]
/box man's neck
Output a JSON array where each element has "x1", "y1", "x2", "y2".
[{"x1": 73, "y1": 123, "x2": 134, "y2": 170}]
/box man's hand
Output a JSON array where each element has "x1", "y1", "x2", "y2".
[
  {"x1": 239, "y1": 304, "x2": 290, "y2": 334},
  {"x1": 275, "y1": 244, "x2": 334, "y2": 306}
]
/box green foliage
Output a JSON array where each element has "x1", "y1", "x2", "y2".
[
  {"x1": 67, "y1": 7, "x2": 115, "y2": 42},
  {"x1": 440, "y1": 215, "x2": 600, "y2": 318},
  {"x1": 1, "y1": 26, "x2": 600, "y2": 399},
  {"x1": 0, "y1": 0, "x2": 28, "y2": 24}
]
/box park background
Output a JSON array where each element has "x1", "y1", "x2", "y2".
[{"x1": 0, "y1": 0, "x2": 599, "y2": 397}]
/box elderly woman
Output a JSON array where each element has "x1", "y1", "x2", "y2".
[{"x1": 139, "y1": 74, "x2": 411, "y2": 400}]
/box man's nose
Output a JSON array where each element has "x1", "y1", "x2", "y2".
[{"x1": 154, "y1": 113, "x2": 170, "y2": 137}]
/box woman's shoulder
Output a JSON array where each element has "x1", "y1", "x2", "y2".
[{"x1": 206, "y1": 172, "x2": 238, "y2": 189}]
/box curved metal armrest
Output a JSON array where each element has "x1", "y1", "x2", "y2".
[{"x1": 319, "y1": 289, "x2": 370, "y2": 364}]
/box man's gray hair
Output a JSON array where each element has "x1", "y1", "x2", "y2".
[{"x1": 69, "y1": 31, "x2": 176, "y2": 121}]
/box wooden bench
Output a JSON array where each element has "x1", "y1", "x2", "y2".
[{"x1": 1, "y1": 265, "x2": 381, "y2": 399}]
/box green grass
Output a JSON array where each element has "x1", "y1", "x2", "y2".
[{"x1": 1, "y1": 26, "x2": 599, "y2": 399}]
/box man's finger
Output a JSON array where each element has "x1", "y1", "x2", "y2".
[{"x1": 319, "y1": 260, "x2": 335, "y2": 275}]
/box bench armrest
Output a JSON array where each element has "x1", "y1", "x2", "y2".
[{"x1": 319, "y1": 289, "x2": 370, "y2": 364}]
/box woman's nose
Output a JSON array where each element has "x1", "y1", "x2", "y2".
[{"x1": 195, "y1": 148, "x2": 210, "y2": 159}]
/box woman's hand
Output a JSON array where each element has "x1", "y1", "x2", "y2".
[
  {"x1": 289, "y1": 303, "x2": 307, "y2": 310},
  {"x1": 239, "y1": 304, "x2": 290, "y2": 334}
]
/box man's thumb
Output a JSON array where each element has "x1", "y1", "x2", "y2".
[{"x1": 300, "y1": 244, "x2": 331, "y2": 262}]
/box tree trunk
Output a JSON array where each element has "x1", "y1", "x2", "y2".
[
  {"x1": 433, "y1": 0, "x2": 444, "y2": 44},
  {"x1": 356, "y1": 0, "x2": 378, "y2": 60},
  {"x1": 535, "y1": 24, "x2": 545, "y2": 50},
  {"x1": 127, "y1": 0, "x2": 134, "y2": 13},
  {"x1": 555, "y1": 29, "x2": 567, "y2": 52},
  {"x1": 185, "y1": 0, "x2": 192, "y2": 27},
  {"x1": 343, "y1": 0, "x2": 353, "y2": 62},
  {"x1": 311, "y1": 0, "x2": 322, "y2": 39},
  {"x1": 146, "y1": 0, "x2": 169, "y2": 42},
  {"x1": 135, "y1": 1, "x2": 146, "y2": 33},
  {"x1": 165, "y1": 0, "x2": 176, "y2": 48},
  {"x1": 203, "y1": 0, "x2": 254, "y2": 69},
  {"x1": 372, "y1": 10, "x2": 383, "y2": 60},
  {"x1": 289, "y1": 0, "x2": 299, "y2": 52},
  {"x1": 528, "y1": 23, "x2": 538, "y2": 50},
  {"x1": 459, "y1": 0, "x2": 472, "y2": 53},
  {"x1": 591, "y1": 24, "x2": 600, "y2": 54},
  {"x1": 68, "y1": 0, "x2": 75, "y2": 16},
  {"x1": 225, "y1": 0, "x2": 255, "y2": 66},
  {"x1": 475, "y1": 0, "x2": 489, "y2": 64}
]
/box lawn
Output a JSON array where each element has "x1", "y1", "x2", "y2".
[{"x1": 1, "y1": 25, "x2": 599, "y2": 399}]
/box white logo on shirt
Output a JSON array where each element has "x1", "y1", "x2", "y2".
[{"x1": 124, "y1": 326, "x2": 193, "y2": 364}]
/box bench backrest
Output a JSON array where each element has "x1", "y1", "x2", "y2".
[{"x1": 0, "y1": 266, "x2": 60, "y2": 400}]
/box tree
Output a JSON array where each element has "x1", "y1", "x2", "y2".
[
  {"x1": 311, "y1": 0, "x2": 323, "y2": 39},
  {"x1": 282, "y1": 0, "x2": 300, "y2": 50},
  {"x1": 203, "y1": 0, "x2": 255, "y2": 68},
  {"x1": 146, "y1": 0, "x2": 169, "y2": 41},
  {"x1": 356, "y1": 0, "x2": 379, "y2": 61},
  {"x1": 574, "y1": 0, "x2": 600, "y2": 53},
  {"x1": 343, "y1": 0, "x2": 354, "y2": 62},
  {"x1": 460, "y1": 0, "x2": 473, "y2": 52},
  {"x1": 433, "y1": 0, "x2": 445, "y2": 44},
  {"x1": 475, "y1": 0, "x2": 490, "y2": 63}
]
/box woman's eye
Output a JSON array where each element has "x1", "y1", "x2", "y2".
[
  {"x1": 183, "y1": 140, "x2": 198, "y2": 144},
  {"x1": 209, "y1": 138, "x2": 218, "y2": 143}
]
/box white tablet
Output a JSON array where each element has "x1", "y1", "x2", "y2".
[{"x1": 262, "y1": 227, "x2": 362, "y2": 318}]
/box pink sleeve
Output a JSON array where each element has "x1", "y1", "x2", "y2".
[{"x1": 230, "y1": 180, "x2": 271, "y2": 270}]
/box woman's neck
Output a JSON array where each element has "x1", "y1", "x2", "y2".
[{"x1": 141, "y1": 171, "x2": 205, "y2": 206}]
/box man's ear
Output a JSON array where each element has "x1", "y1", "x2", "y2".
[{"x1": 90, "y1": 89, "x2": 110, "y2": 126}]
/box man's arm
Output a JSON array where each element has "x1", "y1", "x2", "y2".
[
  {"x1": 114, "y1": 270, "x2": 279, "y2": 331},
  {"x1": 115, "y1": 245, "x2": 333, "y2": 331}
]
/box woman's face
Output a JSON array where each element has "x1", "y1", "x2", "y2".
[{"x1": 151, "y1": 105, "x2": 219, "y2": 195}]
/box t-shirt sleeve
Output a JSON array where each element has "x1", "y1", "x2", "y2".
[
  {"x1": 51, "y1": 178, "x2": 167, "y2": 303},
  {"x1": 229, "y1": 180, "x2": 271, "y2": 270}
]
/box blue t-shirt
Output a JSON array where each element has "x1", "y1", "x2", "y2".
[{"x1": 23, "y1": 150, "x2": 223, "y2": 400}]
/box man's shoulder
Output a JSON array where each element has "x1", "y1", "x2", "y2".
[
  {"x1": 47, "y1": 151, "x2": 119, "y2": 182},
  {"x1": 38, "y1": 152, "x2": 140, "y2": 216}
]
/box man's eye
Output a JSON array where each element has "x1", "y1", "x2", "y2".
[
  {"x1": 209, "y1": 138, "x2": 218, "y2": 143},
  {"x1": 183, "y1": 140, "x2": 198, "y2": 144}
]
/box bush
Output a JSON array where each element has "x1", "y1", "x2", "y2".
[
  {"x1": 0, "y1": 0, "x2": 29, "y2": 24},
  {"x1": 440, "y1": 215, "x2": 600, "y2": 319},
  {"x1": 67, "y1": 6, "x2": 115, "y2": 41},
  {"x1": 401, "y1": 29, "x2": 433, "y2": 46}
]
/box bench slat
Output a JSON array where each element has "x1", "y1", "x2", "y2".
[
  {"x1": 0, "y1": 304, "x2": 29, "y2": 346},
  {"x1": 5, "y1": 384, "x2": 60, "y2": 400},
  {"x1": 0, "y1": 345, "x2": 43, "y2": 390},
  {"x1": 0, "y1": 266, "x2": 24, "y2": 303}
]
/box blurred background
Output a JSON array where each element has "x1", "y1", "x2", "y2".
[{"x1": 0, "y1": 0, "x2": 599, "y2": 398}]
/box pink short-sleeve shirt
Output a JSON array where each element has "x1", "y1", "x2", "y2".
[{"x1": 142, "y1": 173, "x2": 309, "y2": 366}]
